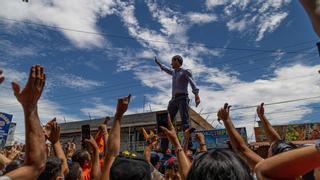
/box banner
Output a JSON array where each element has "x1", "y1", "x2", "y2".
[
  {"x1": 5, "y1": 122, "x2": 16, "y2": 147},
  {"x1": 0, "y1": 112, "x2": 13, "y2": 147},
  {"x1": 192, "y1": 128, "x2": 247, "y2": 149},
  {"x1": 254, "y1": 123, "x2": 320, "y2": 142}
]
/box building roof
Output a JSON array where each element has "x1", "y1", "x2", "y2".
[{"x1": 60, "y1": 108, "x2": 213, "y2": 134}]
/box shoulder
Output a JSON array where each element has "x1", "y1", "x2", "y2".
[{"x1": 183, "y1": 69, "x2": 193, "y2": 76}]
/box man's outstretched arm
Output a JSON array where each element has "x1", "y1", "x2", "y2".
[
  {"x1": 155, "y1": 57, "x2": 173, "y2": 75},
  {"x1": 6, "y1": 65, "x2": 47, "y2": 180}
]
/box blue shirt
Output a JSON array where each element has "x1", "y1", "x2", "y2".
[{"x1": 159, "y1": 64, "x2": 199, "y2": 97}]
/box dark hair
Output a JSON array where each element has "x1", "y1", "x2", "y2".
[
  {"x1": 187, "y1": 149, "x2": 253, "y2": 180},
  {"x1": 65, "y1": 162, "x2": 82, "y2": 180},
  {"x1": 150, "y1": 152, "x2": 160, "y2": 167},
  {"x1": 38, "y1": 157, "x2": 62, "y2": 180},
  {"x1": 271, "y1": 140, "x2": 297, "y2": 155},
  {"x1": 72, "y1": 150, "x2": 90, "y2": 168},
  {"x1": 110, "y1": 156, "x2": 151, "y2": 180},
  {"x1": 3, "y1": 159, "x2": 24, "y2": 174},
  {"x1": 172, "y1": 55, "x2": 183, "y2": 65}
]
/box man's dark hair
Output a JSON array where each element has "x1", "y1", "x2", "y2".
[
  {"x1": 38, "y1": 157, "x2": 62, "y2": 180},
  {"x1": 271, "y1": 140, "x2": 298, "y2": 155},
  {"x1": 187, "y1": 149, "x2": 253, "y2": 180},
  {"x1": 65, "y1": 162, "x2": 82, "y2": 180},
  {"x1": 72, "y1": 150, "x2": 90, "y2": 168},
  {"x1": 172, "y1": 55, "x2": 183, "y2": 65},
  {"x1": 3, "y1": 159, "x2": 24, "y2": 174},
  {"x1": 110, "y1": 156, "x2": 151, "y2": 180}
]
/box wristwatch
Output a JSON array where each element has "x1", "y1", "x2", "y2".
[{"x1": 316, "y1": 139, "x2": 320, "y2": 151}]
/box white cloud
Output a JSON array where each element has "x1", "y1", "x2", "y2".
[
  {"x1": 256, "y1": 12, "x2": 288, "y2": 41},
  {"x1": 186, "y1": 12, "x2": 217, "y2": 25},
  {"x1": 0, "y1": 0, "x2": 116, "y2": 48},
  {"x1": 57, "y1": 74, "x2": 105, "y2": 90},
  {"x1": 205, "y1": 0, "x2": 291, "y2": 41}
]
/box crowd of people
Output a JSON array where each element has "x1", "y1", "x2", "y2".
[{"x1": 0, "y1": 64, "x2": 319, "y2": 180}]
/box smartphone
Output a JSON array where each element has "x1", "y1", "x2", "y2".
[
  {"x1": 81, "y1": 124, "x2": 91, "y2": 150},
  {"x1": 156, "y1": 113, "x2": 168, "y2": 134}
]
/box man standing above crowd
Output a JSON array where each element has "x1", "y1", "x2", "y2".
[{"x1": 155, "y1": 55, "x2": 200, "y2": 131}]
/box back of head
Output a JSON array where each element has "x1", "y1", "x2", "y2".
[
  {"x1": 110, "y1": 156, "x2": 151, "y2": 180},
  {"x1": 65, "y1": 162, "x2": 83, "y2": 180},
  {"x1": 38, "y1": 157, "x2": 62, "y2": 180},
  {"x1": 72, "y1": 150, "x2": 90, "y2": 168},
  {"x1": 187, "y1": 149, "x2": 253, "y2": 180},
  {"x1": 3, "y1": 159, "x2": 24, "y2": 174},
  {"x1": 271, "y1": 140, "x2": 298, "y2": 156}
]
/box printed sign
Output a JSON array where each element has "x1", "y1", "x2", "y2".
[{"x1": 0, "y1": 112, "x2": 13, "y2": 147}]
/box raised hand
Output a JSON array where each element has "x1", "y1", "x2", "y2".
[
  {"x1": 11, "y1": 65, "x2": 45, "y2": 108},
  {"x1": 66, "y1": 142, "x2": 76, "y2": 159},
  {"x1": 256, "y1": 103, "x2": 265, "y2": 117},
  {"x1": 115, "y1": 94, "x2": 131, "y2": 117},
  {"x1": 195, "y1": 133, "x2": 205, "y2": 144},
  {"x1": 154, "y1": 56, "x2": 161, "y2": 66},
  {"x1": 0, "y1": 69, "x2": 4, "y2": 84},
  {"x1": 44, "y1": 118, "x2": 60, "y2": 144},
  {"x1": 85, "y1": 136, "x2": 99, "y2": 150},
  {"x1": 217, "y1": 103, "x2": 232, "y2": 122},
  {"x1": 160, "y1": 115, "x2": 180, "y2": 148}
]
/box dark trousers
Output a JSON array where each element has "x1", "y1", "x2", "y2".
[{"x1": 160, "y1": 95, "x2": 190, "y2": 153}]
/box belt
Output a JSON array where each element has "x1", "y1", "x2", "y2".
[{"x1": 173, "y1": 93, "x2": 188, "y2": 98}]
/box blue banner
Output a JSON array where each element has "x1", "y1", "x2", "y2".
[
  {"x1": 192, "y1": 127, "x2": 247, "y2": 149},
  {"x1": 0, "y1": 112, "x2": 13, "y2": 147}
]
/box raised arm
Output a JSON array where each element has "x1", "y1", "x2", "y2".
[
  {"x1": 300, "y1": 0, "x2": 320, "y2": 37},
  {"x1": 101, "y1": 95, "x2": 131, "y2": 180},
  {"x1": 195, "y1": 133, "x2": 207, "y2": 152},
  {"x1": 161, "y1": 115, "x2": 191, "y2": 180},
  {"x1": 185, "y1": 70, "x2": 200, "y2": 107},
  {"x1": 0, "y1": 69, "x2": 4, "y2": 84},
  {"x1": 155, "y1": 57, "x2": 173, "y2": 75},
  {"x1": 6, "y1": 65, "x2": 47, "y2": 180},
  {"x1": 85, "y1": 136, "x2": 101, "y2": 180},
  {"x1": 142, "y1": 128, "x2": 158, "y2": 163},
  {"x1": 217, "y1": 103, "x2": 263, "y2": 170},
  {"x1": 256, "y1": 103, "x2": 281, "y2": 143},
  {"x1": 255, "y1": 143, "x2": 320, "y2": 179},
  {"x1": 44, "y1": 118, "x2": 69, "y2": 176}
]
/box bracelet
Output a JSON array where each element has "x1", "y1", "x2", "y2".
[{"x1": 316, "y1": 139, "x2": 320, "y2": 151}]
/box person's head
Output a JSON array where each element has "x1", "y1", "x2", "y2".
[
  {"x1": 268, "y1": 140, "x2": 298, "y2": 157},
  {"x1": 171, "y1": 55, "x2": 183, "y2": 69},
  {"x1": 72, "y1": 150, "x2": 91, "y2": 168},
  {"x1": 110, "y1": 156, "x2": 151, "y2": 180},
  {"x1": 3, "y1": 159, "x2": 24, "y2": 174},
  {"x1": 38, "y1": 157, "x2": 63, "y2": 180},
  {"x1": 150, "y1": 152, "x2": 160, "y2": 170},
  {"x1": 164, "y1": 158, "x2": 181, "y2": 180},
  {"x1": 187, "y1": 149, "x2": 253, "y2": 180},
  {"x1": 65, "y1": 162, "x2": 84, "y2": 180}
]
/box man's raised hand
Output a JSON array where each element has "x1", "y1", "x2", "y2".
[
  {"x1": 256, "y1": 103, "x2": 265, "y2": 118},
  {"x1": 217, "y1": 103, "x2": 231, "y2": 122},
  {"x1": 115, "y1": 94, "x2": 131, "y2": 117},
  {"x1": 11, "y1": 65, "x2": 45, "y2": 108},
  {"x1": 154, "y1": 56, "x2": 161, "y2": 66},
  {"x1": 0, "y1": 69, "x2": 4, "y2": 84}
]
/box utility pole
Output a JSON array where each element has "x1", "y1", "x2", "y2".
[
  {"x1": 143, "y1": 96, "x2": 146, "y2": 113},
  {"x1": 88, "y1": 113, "x2": 92, "y2": 120}
]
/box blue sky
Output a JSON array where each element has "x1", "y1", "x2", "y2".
[{"x1": 0, "y1": 0, "x2": 319, "y2": 142}]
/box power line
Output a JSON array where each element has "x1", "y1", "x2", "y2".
[{"x1": 0, "y1": 17, "x2": 318, "y2": 55}]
